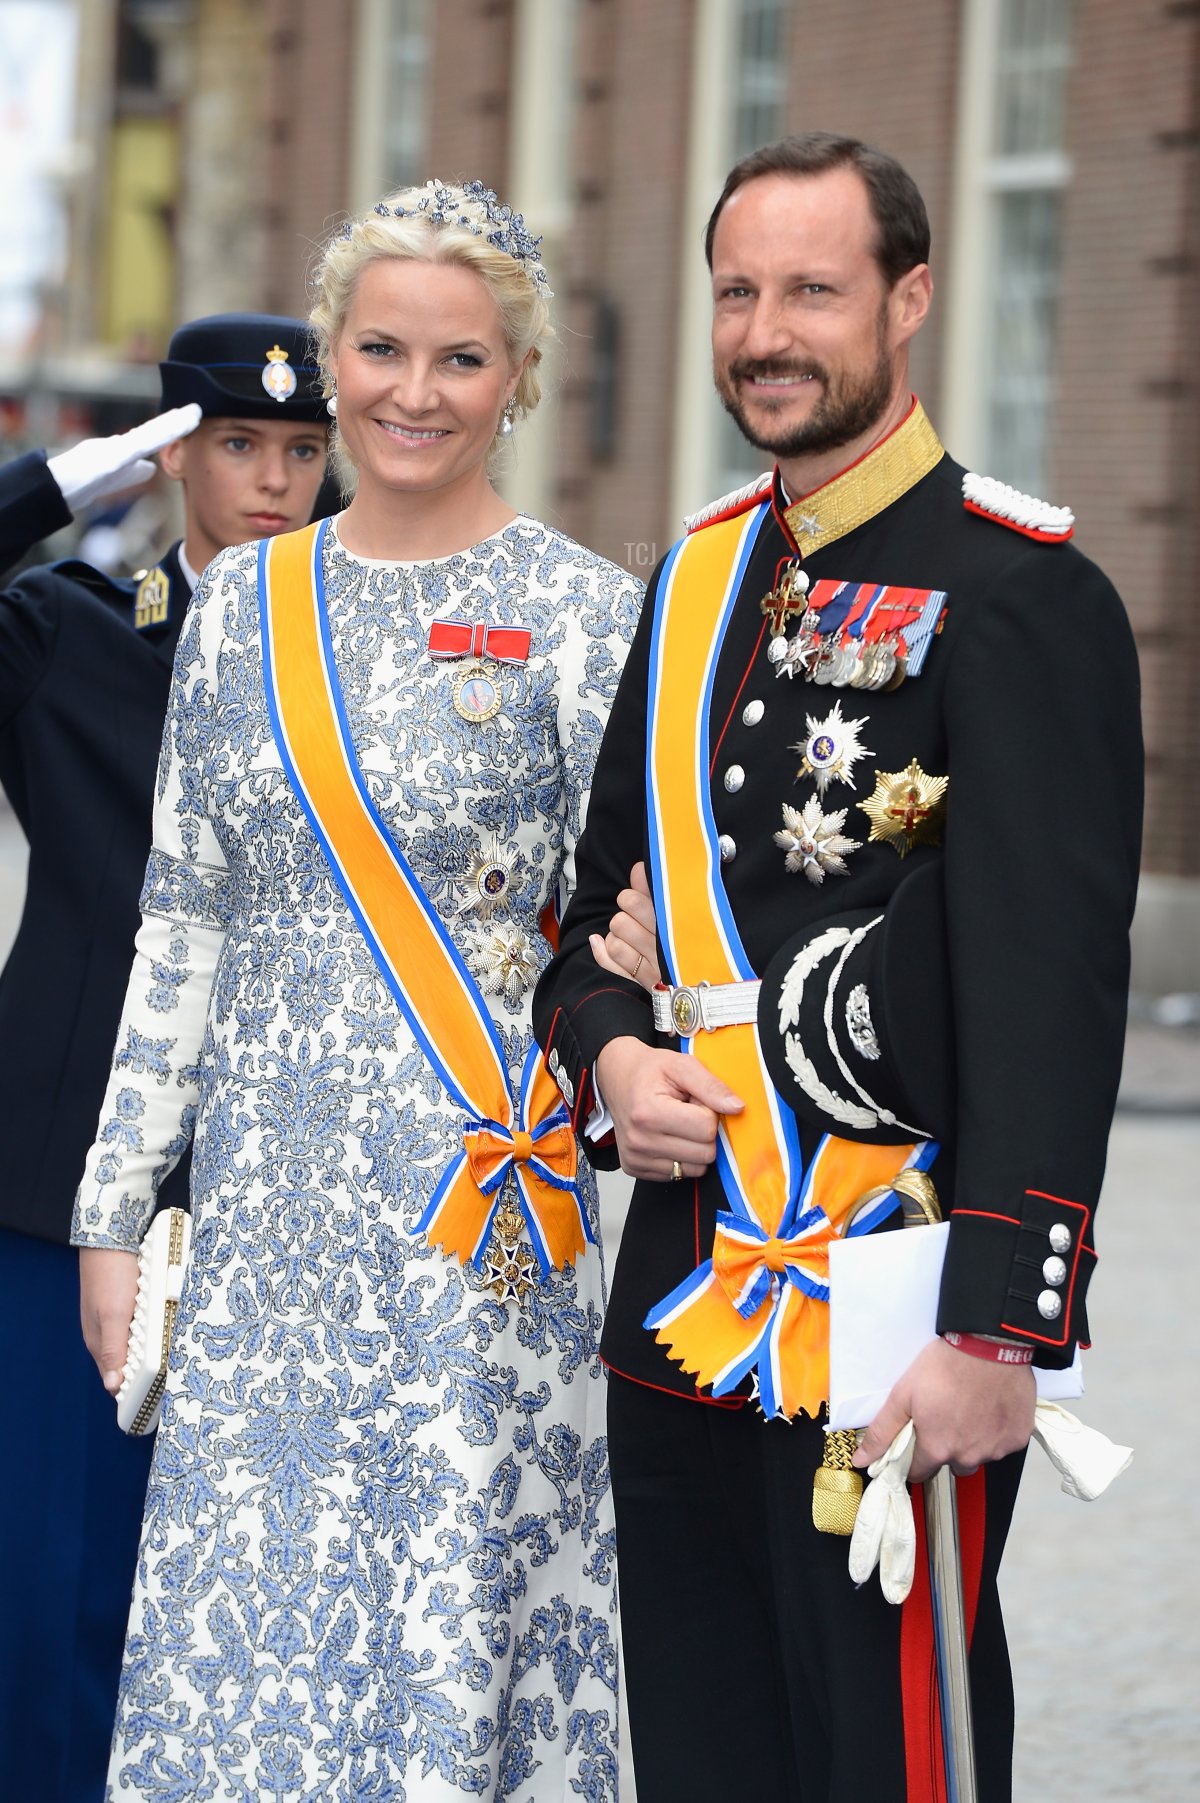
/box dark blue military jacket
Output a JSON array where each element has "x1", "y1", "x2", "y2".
[
  {"x1": 0, "y1": 452, "x2": 191, "y2": 1242},
  {"x1": 534, "y1": 418, "x2": 1142, "y2": 1390}
]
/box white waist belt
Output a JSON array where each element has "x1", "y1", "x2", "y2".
[{"x1": 652, "y1": 979, "x2": 762, "y2": 1036}]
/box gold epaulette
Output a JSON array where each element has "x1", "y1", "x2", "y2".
[{"x1": 684, "y1": 470, "x2": 774, "y2": 535}]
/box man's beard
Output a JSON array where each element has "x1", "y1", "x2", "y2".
[{"x1": 716, "y1": 334, "x2": 894, "y2": 460}]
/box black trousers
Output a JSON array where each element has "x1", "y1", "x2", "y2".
[{"x1": 608, "y1": 1372, "x2": 1023, "y2": 1803}]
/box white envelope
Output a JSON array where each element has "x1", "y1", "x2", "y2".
[{"x1": 827, "y1": 1222, "x2": 1083, "y2": 1430}]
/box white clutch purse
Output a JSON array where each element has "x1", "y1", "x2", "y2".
[{"x1": 116, "y1": 1206, "x2": 192, "y2": 1435}]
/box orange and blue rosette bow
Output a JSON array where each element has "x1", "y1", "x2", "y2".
[
  {"x1": 419, "y1": 1043, "x2": 591, "y2": 1276},
  {"x1": 646, "y1": 1139, "x2": 938, "y2": 1419}
]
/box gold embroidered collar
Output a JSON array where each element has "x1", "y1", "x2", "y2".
[{"x1": 780, "y1": 400, "x2": 944, "y2": 559}]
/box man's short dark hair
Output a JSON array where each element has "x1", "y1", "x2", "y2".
[{"x1": 704, "y1": 132, "x2": 931, "y2": 289}]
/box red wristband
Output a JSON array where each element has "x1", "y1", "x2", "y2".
[{"x1": 942, "y1": 1331, "x2": 1034, "y2": 1366}]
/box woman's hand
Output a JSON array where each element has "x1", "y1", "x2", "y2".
[
  {"x1": 589, "y1": 861, "x2": 661, "y2": 991},
  {"x1": 79, "y1": 1247, "x2": 140, "y2": 1394}
]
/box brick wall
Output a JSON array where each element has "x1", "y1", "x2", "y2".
[
  {"x1": 773, "y1": 0, "x2": 962, "y2": 422},
  {"x1": 1056, "y1": 1, "x2": 1200, "y2": 876},
  {"x1": 259, "y1": 0, "x2": 356, "y2": 313}
]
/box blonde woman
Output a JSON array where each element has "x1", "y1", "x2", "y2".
[{"x1": 74, "y1": 182, "x2": 641, "y2": 1800}]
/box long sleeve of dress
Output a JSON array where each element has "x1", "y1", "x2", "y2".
[{"x1": 72, "y1": 574, "x2": 233, "y2": 1251}]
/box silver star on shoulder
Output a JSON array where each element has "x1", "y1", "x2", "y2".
[
  {"x1": 465, "y1": 925, "x2": 539, "y2": 1001},
  {"x1": 774, "y1": 795, "x2": 862, "y2": 885},
  {"x1": 792, "y1": 700, "x2": 873, "y2": 797}
]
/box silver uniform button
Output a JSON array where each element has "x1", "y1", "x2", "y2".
[
  {"x1": 1048, "y1": 1223, "x2": 1072, "y2": 1254},
  {"x1": 742, "y1": 699, "x2": 765, "y2": 727},
  {"x1": 718, "y1": 834, "x2": 737, "y2": 863},
  {"x1": 1043, "y1": 1255, "x2": 1067, "y2": 1286},
  {"x1": 562, "y1": 1076, "x2": 575, "y2": 1107},
  {"x1": 1037, "y1": 1289, "x2": 1063, "y2": 1321},
  {"x1": 724, "y1": 764, "x2": 745, "y2": 793},
  {"x1": 548, "y1": 1049, "x2": 560, "y2": 1076}
]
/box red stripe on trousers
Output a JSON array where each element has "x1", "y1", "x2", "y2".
[{"x1": 899, "y1": 1470, "x2": 988, "y2": 1801}]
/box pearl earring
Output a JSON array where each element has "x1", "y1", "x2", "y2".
[
  {"x1": 498, "y1": 400, "x2": 515, "y2": 439},
  {"x1": 327, "y1": 390, "x2": 338, "y2": 418}
]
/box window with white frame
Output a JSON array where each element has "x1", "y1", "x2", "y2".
[
  {"x1": 932, "y1": 0, "x2": 1076, "y2": 498},
  {"x1": 380, "y1": 0, "x2": 432, "y2": 190},
  {"x1": 983, "y1": 0, "x2": 1074, "y2": 493}
]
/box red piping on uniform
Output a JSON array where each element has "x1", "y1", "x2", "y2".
[
  {"x1": 1002, "y1": 1194, "x2": 1089, "y2": 1346},
  {"x1": 710, "y1": 619, "x2": 770, "y2": 776},
  {"x1": 962, "y1": 500, "x2": 1074, "y2": 542},
  {"x1": 950, "y1": 1208, "x2": 1021, "y2": 1227},
  {"x1": 601, "y1": 1357, "x2": 746, "y2": 1408}
]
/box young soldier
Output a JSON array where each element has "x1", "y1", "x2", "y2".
[
  {"x1": 0, "y1": 314, "x2": 328, "y2": 1802},
  {"x1": 534, "y1": 135, "x2": 1140, "y2": 1802}
]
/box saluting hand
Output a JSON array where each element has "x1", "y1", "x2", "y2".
[
  {"x1": 595, "y1": 1035, "x2": 742, "y2": 1183},
  {"x1": 853, "y1": 1336, "x2": 1036, "y2": 1485},
  {"x1": 47, "y1": 403, "x2": 203, "y2": 513},
  {"x1": 79, "y1": 1246, "x2": 140, "y2": 1396}
]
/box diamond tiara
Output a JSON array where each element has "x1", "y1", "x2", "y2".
[{"x1": 345, "y1": 178, "x2": 553, "y2": 297}]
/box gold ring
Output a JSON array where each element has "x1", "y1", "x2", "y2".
[
  {"x1": 671, "y1": 1160, "x2": 684, "y2": 1182},
  {"x1": 634, "y1": 953, "x2": 644, "y2": 978}
]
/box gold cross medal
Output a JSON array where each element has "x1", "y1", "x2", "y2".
[
  {"x1": 481, "y1": 1197, "x2": 539, "y2": 1306},
  {"x1": 762, "y1": 564, "x2": 819, "y2": 678},
  {"x1": 859, "y1": 759, "x2": 948, "y2": 857}
]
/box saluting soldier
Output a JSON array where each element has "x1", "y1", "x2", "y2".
[
  {"x1": 0, "y1": 314, "x2": 329, "y2": 1803},
  {"x1": 533, "y1": 134, "x2": 1141, "y2": 1803}
]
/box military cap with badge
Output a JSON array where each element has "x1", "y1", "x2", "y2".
[{"x1": 130, "y1": 313, "x2": 331, "y2": 633}]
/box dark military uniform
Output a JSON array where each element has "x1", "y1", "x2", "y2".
[
  {"x1": 533, "y1": 403, "x2": 1142, "y2": 1802},
  {"x1": 0, "y1": 314, "x2": 327, "y2": 1802},
  {"x1": 0, "y1": 452, "x2": 189, "y2": 1799}
]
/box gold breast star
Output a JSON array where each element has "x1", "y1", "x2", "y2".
[
  {"x1": 859, "y1": 759, "x2": 948, "y2": 857},
  {"x1": 481, "y1": 1198, "x2": 538, "y2": 1305},
  {"x1": 774, "y1": 795, "x2": 862, "y2": 885}
]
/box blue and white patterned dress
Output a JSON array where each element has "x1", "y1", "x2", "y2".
[{"x1": 73, "y1": 516, "x2": 642, "y2": 1801}]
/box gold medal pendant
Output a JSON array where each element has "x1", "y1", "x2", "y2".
[
  {"x1": 859, "y1": 759, "x2": 948, "y2": 857},
  {"x1": 452, "y1": 660, "x2": 503, "y2": 723},
  {"x1": 481, "y1": 1197, "x2": 538, "y2": 1306}
]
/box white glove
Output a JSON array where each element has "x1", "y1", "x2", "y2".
[
  {"x1": 46, "y1": 403, "x2": 202, "y2": 512},
  {"x1": 849, "y1": 1403, "x2": 1133, "y2": 1604},
  {"x1": 847, "y1": 1418, "x2": 917, "y2": 1605},
  {"x1": 1030, "y1": 1400, "x2": 1132, "y2": 1501}
]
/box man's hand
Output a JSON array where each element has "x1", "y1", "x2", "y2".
[
  {"x1": 79, "y1": 1246, "x2": 140, "y2": 1395},
  {"x1": 595, "y1": 1035, "x2": 742, "y2": 1182},
  {"x1": 589, "y1": 862, "x2": 660, "y2": 991},
  {"x1": 47, "y1": 403, "x2": 203, "y2": 512},
  {"x1": 853, "y1": 1336, "x2": 1036, "y2": 1485}
]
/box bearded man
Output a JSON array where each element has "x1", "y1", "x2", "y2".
[{"x1": 534, "y1": 133, "x2": 1140, "y2": 1803}]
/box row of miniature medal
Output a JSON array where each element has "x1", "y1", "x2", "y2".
[
  {"x1": 425, "y1": 617, "x2": 551, "y2": 1306},
  {"x1": 757, "y1": 561, "x2": 949, "y2": 881}
]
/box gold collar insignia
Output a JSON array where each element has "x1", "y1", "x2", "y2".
[{"x1": 781, "y1": 401, "x2": 944, "y2": 558}]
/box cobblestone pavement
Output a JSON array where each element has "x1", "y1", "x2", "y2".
[{"x1": 1, "y1": 800, "x2": 1195, "y2": 1800}]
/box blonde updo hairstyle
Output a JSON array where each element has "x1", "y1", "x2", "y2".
[{"x1": 310, "y1": 180, "x2": 554, "y2": 491}]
